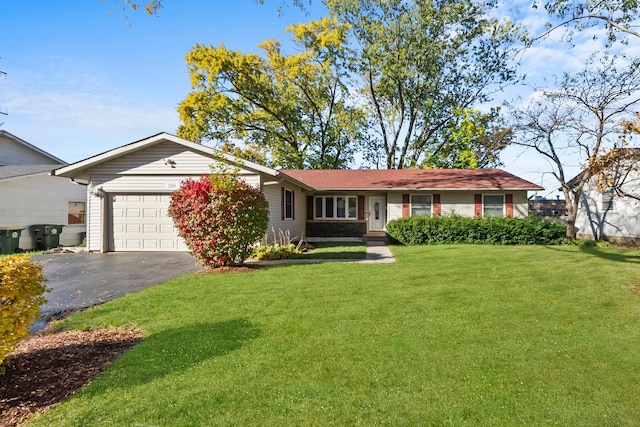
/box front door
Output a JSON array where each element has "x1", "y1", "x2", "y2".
[{"x1": 369, "y1": 196, "x2": 386, "y2": 231}]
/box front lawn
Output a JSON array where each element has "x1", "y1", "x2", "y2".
[
  {"x1": 31, "y1": 245, "x2": 640, "y2": 426},
  {"x1": 295, "y1": 242, "x2": 367, "y2": 259}
]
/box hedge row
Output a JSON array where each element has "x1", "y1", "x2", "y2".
[{"x1": 386, "y1": 214, "x2": 566, "y2": 245}]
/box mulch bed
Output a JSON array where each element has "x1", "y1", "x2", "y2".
[
  {"x1": 0, "y1": 264, "x2": 256, "y2": 426},
  {"x1": 0, "y1": 327, "x2": 143, "y2": 427}
]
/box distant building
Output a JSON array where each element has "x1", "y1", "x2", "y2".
[
  {"x1": 529, "y1": 196, "x2": 568, "y2": 217},
  {"x1": 0, "y1": 130, "x2": 87, "y2": 250}
]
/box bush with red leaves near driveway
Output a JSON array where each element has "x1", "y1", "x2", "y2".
[{"x1": 168, "y1": 174, "x2": 269, "y2": 268}]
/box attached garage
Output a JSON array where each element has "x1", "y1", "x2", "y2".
[
  {"x1": 110, "y1": 194, "x2": 187, "y2": 251},
  {"x1": 52, "y1": 133, "x2": 304, "y2": 253}
]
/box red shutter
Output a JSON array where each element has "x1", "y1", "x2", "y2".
[
  {"x1": 402, "y1": 194, "x2": 410, "y2": 217},
  {"x1": 307, "y1": 196, "x2": 314, "y2": 220},
  {"x1": 505, "y1": 194, "x2": 513, "y2": 218},
  {"x1": 281, "y1": 187, "x2": 285, "y2": 220},
  {"x1": 358, "y1": 195, "x2": 365, "y2": 220},
  {"x1": 474, "y1": 194, "x2": 482, "y2": 218},
  {"x1": 433, "y1": 194, "x2": 441, "y2": 217}
]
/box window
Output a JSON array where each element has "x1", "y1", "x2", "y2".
[
  {"x1": 411, "y1": 194, "x2": 432, "y2": 216},
  {"x1": 314, "y1": 196, "x2": 358, "y2": 219},
  {"x1": 284, "y1": 189, "x2": 294, "y2": 219},
  {"x1": 68, "y1": 201, "x2": 85, "y2": 225},
  {"x1": 483, "y1": 195, "x2": 504, "y2": 217},
  {"x1": 602, "y1": 189, "x2": 614, "y2": 211}
]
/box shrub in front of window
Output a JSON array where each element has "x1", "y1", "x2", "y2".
[
  {"x1": 386, "y1": 214, "x2": 566, "y2": 245},
  {"x1": 1, "y1": 255, "x2": 49, "y2": 373},
  {"x1": 168, "y1": 174, "x2": 269, "y2": 267}
]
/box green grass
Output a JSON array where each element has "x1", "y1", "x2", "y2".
[
  {"x1": 0, "y1": 250, "x2": 46, "y2": 258},
  {"x1": 295, "y1": 242, "x2": 367, "y2": 259},
  {"x1": 30, "y1": 245, "x2": 640, "y2": 426}
]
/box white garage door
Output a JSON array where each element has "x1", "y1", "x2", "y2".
[{"x1": 111, "y1": 194, "x2": 188, "y2": 251}]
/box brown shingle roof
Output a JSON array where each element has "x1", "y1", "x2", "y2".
[{"x1": 279, "y1": 169, "x2": 543, "y2": 191}]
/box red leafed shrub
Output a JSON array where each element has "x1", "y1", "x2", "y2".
[{"x1": 168, "y1": 174, "x2": 269, "y2": 268}]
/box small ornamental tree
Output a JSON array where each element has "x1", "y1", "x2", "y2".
[
  {"x1": 1, "y1": 255, "x2": 49, "y2": 372},
  {"x1": 168, "y1": 173, "x2": 269, "y2": 268}
]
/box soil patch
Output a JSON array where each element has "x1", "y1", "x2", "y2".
[{"x1": 0, "y1": 327, "x2": 143, "y2": 427}]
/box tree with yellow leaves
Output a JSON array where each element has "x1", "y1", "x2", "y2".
[{"x1": 177, "y1": 17, "x2": 367, "y2": 169}]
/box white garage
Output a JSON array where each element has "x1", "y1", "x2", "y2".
[
  {"x1": 52, "y1": 133, "x2": 299, "y2": 253},
  {"x1": 110, "y1": 194, "x2": 187, "y2": 251}
]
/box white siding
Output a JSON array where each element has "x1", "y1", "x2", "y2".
[
  {"x1": 512, "y1": 192, "x2": 529, "y2": 217},
  {"x1": 386, "y1": 192, "x2": 403, "y2": 222},
  {"x1": 575, "y1": 171, "x2": 640, "y2": 243},
  {"x1": 386, "y1": 190, "x2": 530, "y2": 223},
  {"x1": 87, "y1": 192, "x2": 102, "y2": 252},
  {"x1": 0, "y1": 135, "x2": 62, "y2": 165},
  {"x1": 89, "y1": 141, "x2": 256, "y2": 177},
  {"x1": 83, "y1": 142, "x2": 268, "y2": 252},
  {"x1": 262, "y1": 184, "x2": 307, "y2": 243},
  {"x1": 0, "y1": 174, "x2": 87, "y2": 249},
  {"x1": 441, "y1": 192, "x2": 475, "y2": 217}
]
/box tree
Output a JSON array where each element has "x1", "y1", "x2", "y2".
[
  {"x1": 421, "y1": 107, "x2": 512, "y2": 169},
  {"x1": 1, "y1": 256, "x2": 48, "y2": 372},
  {"x1": 510, "y1": 55, "x2": 640, "y2": 238},
  {"x1": 177, "y1": 16, "x2": 367, "y2": 169},
  {"x1": 533, "y1": 0, "x2": 640, "y2": 43},
  {"x1": 325, "y1": 0, "x2": 524, "y2": 169},
  {"x1": 167, "y1": 173, "x2": 269, "y2": 268},
  {"x1": 101, "y1": 0, "x2": 162, "y2": 16},
  {"x1": 588, "y1": 113, "x2": 640, "y2": 201}
]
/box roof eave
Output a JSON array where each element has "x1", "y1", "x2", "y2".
[
  {"x1": 0, "y1": 171, "x2": 51, "y2": 182},
  {"x1": 311, "y1": 186, "x2": 544, "y2": 192},
  {"x1": 53, "y1": 132, "x2": 280, "y2": 179}
]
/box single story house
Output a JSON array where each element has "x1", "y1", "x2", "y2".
[
  {"x1": 53, "y1": 132, "x2": 543, "y2": 252},
  {"x1": 0, "y1": 130, "x2": 87, "y2": 250},
  {"x1": 574, "y1": 151, "x2": 640, "y2": 245}
]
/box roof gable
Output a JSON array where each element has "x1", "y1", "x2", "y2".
[
  {"x1": 0, "y1": 130, "x2": 65, "y2": 165},
  {"x1": 280, "y1": 169, "x2": 543, "y2": 191},
  {"x1": 53, "y1": 132, "x2": 280, "y2": 180}
]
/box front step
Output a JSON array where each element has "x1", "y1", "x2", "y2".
[{"x1": 363, "y1": 233, "x2": 388, "y2": 245}]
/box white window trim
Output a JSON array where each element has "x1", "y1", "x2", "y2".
[
  {"x1": 483, "y1": 194, "x2": 505, "y2": 217},
  {"x1": 410, "y1": 194, "x2": 433, "y2": 217},
  {"x1": 314, "y1": 195, "x2": 358, "y2": 220}
]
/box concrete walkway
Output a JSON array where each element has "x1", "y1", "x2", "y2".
[{"x1": 360, "y1": 242, "x2": 396, "y2": 264}]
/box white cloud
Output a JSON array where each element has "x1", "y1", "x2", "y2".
[{"x1": 1, "y1": 54, "x2": 181, "y2": 162}]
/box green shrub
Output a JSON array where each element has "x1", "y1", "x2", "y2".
[
  {"x1": 252, "y1": 228, "x2": 304, "y2": 260},
  {"x1": 1, "y1": 255, "x2": 49, "y2": 371},
  {"x1": 564, "y1": 239, "x2": 611, "y2": 248},
  {"x1": 386, "y1": 214, "x2": 566, "y2": 245},
  {"x1": 251, "y1": 243, "x2": 301, "y2": 260}
]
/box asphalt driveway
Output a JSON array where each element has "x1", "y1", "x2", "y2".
[{"x1": 31, "y1": 252, "x2": 201, "y2": 330}]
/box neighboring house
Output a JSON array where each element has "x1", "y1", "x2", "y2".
[
  {"x1": 573, "y1": 154, "x2": 640, "y2": 245},
  {"x1": 529, "y1": 196, "x2": 568, "y2": 218},
  {"x1": 53, "y1": 132, "x2": 543, "y2": 253},
  {"x1": 0, "y1": 130, "x2": 87, "y2": 250}
]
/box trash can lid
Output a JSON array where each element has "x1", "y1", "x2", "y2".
[{"x1": 0, "y1": 227, "x2": 25, "y2": 231}]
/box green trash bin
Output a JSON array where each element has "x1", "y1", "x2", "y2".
[
  {"x1": 0, "y1": 227, "x2": 24, "y2": 254},
  {"x1": 30, "y1": 224, "x2": 64, "y2": 250}
]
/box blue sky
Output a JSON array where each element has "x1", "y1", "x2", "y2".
[
  {"x1": 1, "y1": 1, "x2": 325, "y2": 160},
  {"x1": 1, "y1": 1, "x2": 636, "y2": 197}
]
